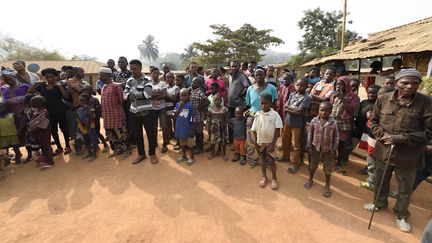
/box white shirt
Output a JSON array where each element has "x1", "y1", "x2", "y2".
[
  {"x1": 150, "y1": 80, "x2": 167, "y2": 110},
  {"x1": 251, "y1": 108, "x2": 283, "y2": 144}
]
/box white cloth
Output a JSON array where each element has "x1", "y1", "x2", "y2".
[
  {"x1": 251, "y1": 108, "x2": 283, "y2": 144},
  {"x1": 150, "y1": 80, "x2": 167, "y2": 110}
]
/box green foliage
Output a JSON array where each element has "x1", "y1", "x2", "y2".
[
  {"x1": 71, "y1": 54, "x2": 97, "y2": 61},
  {"x1": 138, "y1": 35, "x2": 159, "y2": 65},
  {"x1": 1, "y1": 37, "x2": 66, "y2": 61},
  {"x1": 420, "y1": 76, "x2": 432, "y2": 95},
  {"x1": 192, "y1": 24, "x2": 284, "y2": 67},
  {"x1": 296, "y1": 8, "x2": 361, "y2": 64}
]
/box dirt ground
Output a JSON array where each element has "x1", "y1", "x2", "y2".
[{"x1": 0, "y1": 137, "x2": 430, "y2": 243}]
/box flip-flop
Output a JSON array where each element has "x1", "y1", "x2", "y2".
[
  {"x1": 287, "y1": 165, "x2": 299, "y2": 174},
  {"x1": 259, "y1": 177, "x2": 269, "y2": 188}
]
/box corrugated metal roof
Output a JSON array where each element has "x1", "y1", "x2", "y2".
[
  {"x1": 302, "y1": 16, "x2": 432, "y2": 66},
  {"x1": 0, "y1": 60, "x2": 150, "y2": 73}
]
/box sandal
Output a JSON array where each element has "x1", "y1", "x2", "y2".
[
  {"x1": 207, "y1": 155, "x2": 214, "y2": 160},
  {"x1": 364, "y1": 203, "x2": 381, "y2": 212},
  {"x1": 259, "y1": 177, "x2": 269, "y2": 188},
  {"x1": 322, "y1": 188, "x2": 332, "y2": 197},
  {"x1": 64, "y1": 147, "x2": 72, "y2": 155},
  {"x1": 177, "y1": 155, "x2": 187, "y2": 164},
  {"x1": 53, "y1": 149, "x2": 63, "y2": 156},
  {"x1": 223, "y1": 155, "x2": 229, "y2": 161},
  {"x1": 336, "y1": 165, "x2": 347, "y2": 176},
  {"x1": 287, "y1": 165, "x2": 299, "y2": 174},
  {"x1": 187, "y1": 158, "x2": 194, "y2": 166},
  {"x1": 359, "y1": 181, "x2": 375, "y2": 191},
  {"x1": 102, "y1": 146, "x2": 110, "y2": 153},
  {"x1": 396, "y1": 218, "x2": 411, "y2": 233},
  {"x1": 271, "y1": 179, "x2": 279, "y2": 190}
]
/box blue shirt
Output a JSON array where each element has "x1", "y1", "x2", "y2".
[
  {"x1": 174, "y1": 101, "x2": 194, "y2": 139},
  {"x1": 246, "y1": 84, "x2": 277, "y2": 113},
  {"x1": 96, "y1": 80, "x2": 105, "y2": 91},
  {"x1": 308, "y1": 77, "x2": 321, "y2": 85}
]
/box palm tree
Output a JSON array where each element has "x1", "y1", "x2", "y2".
[
  {"x1": 181, "y1": 44, "x2": 198, "y2": 61},
  {"x1": 138, "y1": 35, "x2": 159, "y2": 65}
]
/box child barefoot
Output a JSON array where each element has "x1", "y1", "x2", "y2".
[
  {"x1": 0, "y1": 102, "x2": 22, "y2": 164},
  {"x1": 28, "y1": 96, "x2": 54, "y2": 170},
  {"x1": 208, "y1": 93, "x2": 228, "y2": 160},
  {"x1": 174, "y1": 88, "x2": 195, "y2": 165},
  {"x1": 304, "y1": 101, "x2": 339, "y2": 197},
  {"x1": 250, "y1": 93, "x2": 283, "y2": 190},
  {"x1": 77, "y1": 93, "x2": 98, "y2": 162}
]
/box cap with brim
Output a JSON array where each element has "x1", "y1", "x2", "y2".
[
  {"x1": 1, "y1": 69, "x2": 16, "y2": 76},
  {"x1": 395, "y1": 69, "x2": 422, "y2": 81}
]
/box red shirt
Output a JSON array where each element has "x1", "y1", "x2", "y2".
[
  {"x1": 205, "y1": 78, "x2": 227, "y2": 97},
  {"x1": 101, "y1": 83, "x2": 125, "y2": 129}
]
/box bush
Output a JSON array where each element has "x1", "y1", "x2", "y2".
[{"x1": 420, "y1": 76, "x2": 432, "y2": 95}]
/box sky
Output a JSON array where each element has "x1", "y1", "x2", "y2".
[{"x1": 1, "y1": 0, "x2": 431, "y2": 63}]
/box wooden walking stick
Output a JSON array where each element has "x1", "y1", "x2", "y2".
[{"x1": 368, "y1": 144, "x2": 395, "y2": 230}]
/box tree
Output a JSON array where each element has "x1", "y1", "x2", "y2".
[
  {"x1": 297, "y1": 8, "x2": 361, "y2": 59},
  {"x1": 191, "y1": 24, "x2": 284, "y2": 67},
  {"x1": 70, "y1": 54, "x2": 98, "y2": 61},
  {"x1": 138, "y1": 35, "x2": 159, "y2": 65},
  {"x1": 180, "y1": 44, "x2": 198, "y2": 63},
  {"x1": 0, "y1": 37, "x2": 66, "y2": 61}
]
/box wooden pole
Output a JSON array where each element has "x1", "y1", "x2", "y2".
[{"x1": 341, "y1": 0, "x2": 347, "y2": 51}]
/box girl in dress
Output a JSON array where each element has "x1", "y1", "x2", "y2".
[{"x1": 207, "y1": 93, "x2": 228, "y2": 161}]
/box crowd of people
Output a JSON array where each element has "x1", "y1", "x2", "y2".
[{"x1": 0, "y1": 57, "x2": 431, "y2": 234}]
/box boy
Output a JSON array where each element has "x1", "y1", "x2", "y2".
[
  {"x1": 279, "y1": 78, "x2": 311, "y2": 174},
  {"x1": 82, "y1": 85, "x2": 109, "y2": 153},
  {"x1": 190, "y1": 77, "x2": 210, "y2": 154},
  {"x1": 383, "y1": 76, "x2": 396, "y2": 88},
  {"x1": 76, "y1": 93, "x2": 98, "y2": 162},
  {"x1": 251, "y1": 93, "x2": 283, "y2": 190},
  {"x1": 229, "y1": 106, "x2": 247, "y2": 165},
  {"x1": 305, "y1": 101, "x2": 339, "y2": 197},
  {"x1": 174, "y1": 88, "x2": 195, "y2": 165}
]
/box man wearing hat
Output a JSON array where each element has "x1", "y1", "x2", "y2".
[{"x1": 364, "y1": 69, "x2": 432, "y2": 233}]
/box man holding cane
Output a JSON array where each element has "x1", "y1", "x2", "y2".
[{"x1": 364, "y1": 69, "x2": 432, "y2": 233}]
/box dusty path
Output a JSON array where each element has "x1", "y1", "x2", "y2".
[{"x1": 0, "y1": 141, "x2": 430, "y2": 242}]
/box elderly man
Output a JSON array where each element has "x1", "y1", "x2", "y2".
[
  {"x1": 124, "y1": 59, "x2": 158, "y2": 165},
  {"x1": 99, "y1": 67, "x2": 130, "y2": 158},
  {"x1": 364, "y1": 69, "x2": 432, "y2": 233},
  {"x1": 12, "y1": 60, "x2": 39, "y2": 85}
]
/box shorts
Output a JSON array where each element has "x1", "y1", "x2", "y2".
[
  {"x1": 309, "y1": 147, "x2": 332, "y2": 175},
  {"x1": 233, "y1": 138, "x2": 246, "y2": 156},
  {"x1": 179, "y1": 137, "x2": 196, "y2": 148},
  {"x1": 257, "y1": 144, "x2": 276, "y2": 164}
]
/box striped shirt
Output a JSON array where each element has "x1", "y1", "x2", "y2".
[
  {"x1": 124, "y1": 75, "x2": 153, "y2": 113},
  {"x1": 307, "y1": 116, "x2": 339, "y2": 152}
]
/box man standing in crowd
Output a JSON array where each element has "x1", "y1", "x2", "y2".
[
  {"x1": 113, "y1": 56, "x2": 132, "y2": 88},
  {"x1": 184, "y1": 62, "x2": 205, "y2": 90},
  {"x1": 107, "y1": 59, "x2": 118, "y2": 74},
  {"x1": 12, "y1": 60, "x2": 40, "y2": 85},
  {"x1": 227, "y1": 61, "x2": 250, "y2": 143},
  {"x1": 124, "y1": 59, "x2": 158, "y2": 165},
  {"x1": 364, "y1": 69, "x2": 432, "y2": 233},
  {"x1": 67, "y1": 67, "x2": 88, "y2": 154},
  {"x1": 160, "y1": 64, "x2": 170, "y2": 81}
]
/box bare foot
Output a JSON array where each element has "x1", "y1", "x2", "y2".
[
  {"x1": 304, "y1": 181, "x2": 313, "y2": 190},
  {"x1": 322, "y1": 187, "x2": 332, "y2": 197}
]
